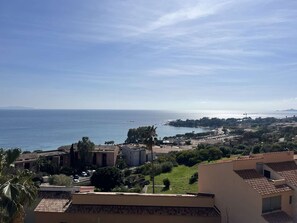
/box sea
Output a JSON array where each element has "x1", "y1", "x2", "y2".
[{"x1": 0, "y1": 109, "x2": 296, "y2": 151}]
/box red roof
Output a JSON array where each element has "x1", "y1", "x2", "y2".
[
  {"x1": 266, "y1": 161, "x2": 297, "y2": 187},
  {"x1": 235, "y1": 169, "x2": 292, "y2": 196}
]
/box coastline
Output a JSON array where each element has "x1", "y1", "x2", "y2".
[{"x1": 0, "y1": 109, "x2": 296, "y2": 151}]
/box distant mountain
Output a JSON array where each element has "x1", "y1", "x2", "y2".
[
  {"x1": 0, "y1": 106, "x2": 35, "y2": 110},
  {"x1": 277, "y1": 108, "x2": 297, "y2": 112}
]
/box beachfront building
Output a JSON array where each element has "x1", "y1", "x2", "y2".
[
  {"x1": 34, "y1": 191, "x2": 221, "y2": 223},
  {"x1": 199, "y1": 151, "x2": 297, "y2": 223}
]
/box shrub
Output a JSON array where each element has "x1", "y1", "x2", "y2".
[
  {"x1": 163, "y1": 178, "x2": 170, "y2": 190},
  {"x1": 161, "y1": 162, "x2": 173, "y2": 173},
  {"x1": 189, "y1": 172, "x2": 198, "y2": 184},
  {"x1": 124, "y1": 169, "x2": 132, "y2": 177},
  {"x1": 49, "y1": 174, "x2": 72, "y2": 186}
]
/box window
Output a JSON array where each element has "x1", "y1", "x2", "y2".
[
  {"x1": 289, "y1": 196, "x2": 293, "y2": 204},
  {"x1": 262, "y1": 196, "x2": 281, "y2": 213},
  {"x1": 24, "y1": 162, "x2": 30, "y2": 169},
  {"x1": 264, "y1": 170, "x2": 271, "y2": 179}
]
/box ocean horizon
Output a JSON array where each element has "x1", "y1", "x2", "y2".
[{"x1": 0, "y1": 109, "x2": 296, "y2": 151}]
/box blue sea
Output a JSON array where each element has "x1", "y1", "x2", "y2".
[{"x1": 0, "y1": 109, "x2": 296, "y2": 151}]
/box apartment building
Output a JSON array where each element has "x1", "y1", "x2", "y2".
[
  {"x1": 121, "y1": 145, "x2": 147, "y2": 166},
  {"x1": 91, "y1": 145, "x2": 119, "y2": 167},
  {"x1": 14, "y1": 149, "x2": 70, "y2": 170},
  {"x1": 14, "y1": 145, "x2": 119, "y2": 170},
  {"x1": 34, "y1": 192, "x2": 221, "y2": 223},
  {"x1": 199, "y1": 151, "x2": 296, "y2": 223}
]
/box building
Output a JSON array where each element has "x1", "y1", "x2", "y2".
[
  {"x1": 121, "y1": 145, "x2": 147, "y2": 166},
  {"x1": 34, "y1": 191, "x2": 221, "y2": 223},
  {"x1": 14, "y1": 145, "x2": 119, "y2": 170},
  {"x1": 91, "y1": 145, "x2": 119, "y2": 167},
  {"x1": 199, "y1": 151, "x2": 296, "y2": 223},
  {"x1": 121, "y1": 144, "x2": 156, "y2": 166},
  {"x1": 14, "y1": 149, "x2": 70, "y2": 170},
  {"x1": 32, "y1": 150, "x2": 297, "y2": 222}
]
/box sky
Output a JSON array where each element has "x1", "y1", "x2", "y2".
[{"x1": 0, "y1": 0, "x2": 296, "y2": 111}]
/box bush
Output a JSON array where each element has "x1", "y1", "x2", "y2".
[
  {"x1": 153, "y1": 164, "x2": 162, "y2": 176},
  {"x1": 124, "y1": 169, "x2": 132, "y2": 177},
  {"x1": 189, "y1": 172, "x2": 198, "y2": 184},
  {"x1": 91, "y1": 167, "x2": 123, "y2": 191},
  {"x1": 161, "y1": 162, "x2": 173, "y2": 173},
  {"x1": 48, "y1": 174, "x2": 72, "y2": 186},
  {"x1": 163, "y1": 178, "x2": 170, "y2": 190}
]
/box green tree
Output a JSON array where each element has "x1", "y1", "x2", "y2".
[
  {"x1": 36, "y1": 157, "x2": 59, "y2": 175},
  {"x1": 91, "y1": 167, "x2": 122, "y2": 191},
  {"x1": 125, "y1": 126, "x2": 157, "y2": 144},
  {"x1": 69, "y1": 144, "x2": 76, "y2": 169},
  {"x1": 77, "y1": 137, "x2": 95, "y2": 169},
  {"x1": 0, "y1": 148, "x2": 37, "y2": 223},
  {"x1": 125, "y1": 126, "x2": 157, "y2": 192}
]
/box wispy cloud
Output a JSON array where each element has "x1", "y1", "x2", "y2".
[{"x1": 145, "y1": 1, "x2": 231, "y2": 32}]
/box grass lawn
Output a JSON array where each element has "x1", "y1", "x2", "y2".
[{"x1": 146, "y1": 164, "x2": 198, "y2": 194}]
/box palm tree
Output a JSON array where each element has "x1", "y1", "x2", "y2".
[
  {"x1": 143, "y1": 126, "x2": 157, "y2": 193},
  {"x1": 0, "y1": 149, "x2": 37, "y2": 223}
]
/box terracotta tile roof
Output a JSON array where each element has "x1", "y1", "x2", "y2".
[
  {"x1": 35, "y1": 198, "x2": 71, "y2": 213},
  {"x1": 235, "y1": 169, "x2": 292, "y2": 196},
  {"x1": 266, "y1": 161, "x2": 297, "y2": 187},
  {"x1": 262, "y1": 211, "x2": 293, "y2": 223},
  {"x1": 35, "y1": 191, "x2": 72, "y2": 213},
  {"x1": 68, "y1": 204, "x2": 219, "y2": 217},
  {"x1": 35, "y1": 200, "x2": 219, "y2": 217}
]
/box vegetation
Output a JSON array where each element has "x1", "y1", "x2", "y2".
[
  {"x1": 168, "y1": 116, "x2": 297, "y2": 128},
  {"x1": 0, "y1": 148, "x2": 37, "y2": 223},
  {"x1": 77, "y1": 137, "x2": 95, "y2": 169},
  {"x1": 189, "y1": 172, "x2": 198, "y2": 184},
  {"x1": 105, "y1": 141, "x2": 115, "y2": 145},
  {"x1": 36, "y1": 157, "x2": 59, "y2": 175},
  {"x1": 163, "y1": 178, "x2": 170, "y2": 190},
  {"x1": 48, "y1": 174, "x2": 72, "y2": 187},
  {"x1": 126, "y1": 125, "x2": 158, "y2": 193},
  {"x1": 125, "y1": 126, "x2": 158, "y2": 144},
  {"x1": 146, "y1": 164, "x2": 198, "y2": 194},
  {"x1": 91, "y1": 167, "x2": 123, "y2": 191},
  {"x1": 176, "y1": 144, "x2": 223, "y2": 166}
]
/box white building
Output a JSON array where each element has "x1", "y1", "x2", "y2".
[{"x1": 121, "y1": 145, "x2": 147, "y2": 166}]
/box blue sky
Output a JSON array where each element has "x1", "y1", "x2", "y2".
[{"x1": 0, "y1": 0, "x2": 296, "y2": 111}]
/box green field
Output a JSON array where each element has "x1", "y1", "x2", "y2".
[{"x1": 146, "y1": 164, "x2": 198, "y2": 194}]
